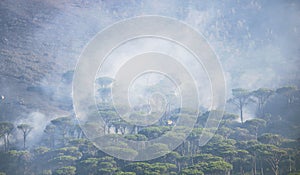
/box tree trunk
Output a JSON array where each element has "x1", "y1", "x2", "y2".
[
  {"x1": 289, "y1": 155, "x2": 292, "y2": 173},
  {"x1": 255, "y1": 127, "x2": 258, "y2": 140},
  {"x1": 240, "y1": 107, "x2": 244, "y2": 124},
  {"x1": 3, "y1": 136, "x2": 7, "y2": 151},
  {"x1": 5, "y1": 134, "x2": 10, "y2": 151},
  {"x1": 260, "y1": 160, "x2": 264, "y2": 175},
  {"x1": 51, "y1": 134, "x2": 55, "y2": 148},
  {"x1": 23, "y1": 132, "x2": 26, "y2": 149},
  {"x1": 275, "y1": 163, "x2": 279, "y2": 175},
  {"x1": 240, "y1": 165, "x2": 244, "y2": 175},
  {"x1": 103, "y1": 124, "x2": 106, "y2": 134},
  {"x1": 252, "y1": 156, "x2": 257, "y2": 175},
  {"x1": 108, "y1": 125, "x2": 111, "y2": 134},
  {"x1": 254, "y1": 158, "x2": 257, "y2": 175}
]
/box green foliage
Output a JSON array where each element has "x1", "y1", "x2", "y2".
[
  {"x1": 103, "y1": 146, "x2": 138, "y2": 160},
  {"x1": 0, "y1": 122, "x2": 14, "y2": 151},
  {"x1": 49, "y1": 155, "x2": 77, "y2": 165},
  {"x1": 180, "y1": 168, "x2": 204, "y2": 175},
  {"x1": 0, "y1": 150, "x2": 31, "y2": 175},
  {"x1": 138, "y1": 126, "x2": 171, "y2": 139},
  {"x1": 289, "y1": 172, "x2": 300, "y2": 175},
  {"x1": 115, "y1": 172, "x2": 136, "y2": 175},
  {"x1": 202, "y1": 135, "x2": 237, "y2": 160},
  {"x1": 41, "y1": 169, "x2": 52, "y2": 175},
  {"x1": 251, "y1": 88, "x2": 274, "y2": 117},
  {"x1": 258, "y1": 133, "x2": 282, "y2": 146},
  {"x1": 54, "y1": 166, "x2": 76, "y2": 175},
  {"x1": 276, "y1": 86, "x2": 297, "y2": 95},
  {"x1": 137, "y1": 143, "x2": 169, "y2": 160},
  {"x1": 180, "y1": 159, "x2": 232, "y2": 175},
  {"x1": 77, "y1": 158, "x2": 99, "y2": 175},
  {"x1": 34, "y1": 146, "x2": 50, "y2": 155},
  {"x1": 0, "y1": 85, "x2": 299, "y2": 175},
  {"x1": 123, "y1": 162, "x2": 176, "y2": 175},
  {"x1": 124, "y1": 134, "x2": 148, "y2": 141},
  {"x1": 228, "y1": 88, "x2": 254, "y2": 123},
  {"x1": 55, "y1": 146, "x2": 82, "y2": 158}
]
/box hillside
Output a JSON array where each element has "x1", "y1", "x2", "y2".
[{"x1": 0, "y1": 0, "x2": 84, "y2": 119}]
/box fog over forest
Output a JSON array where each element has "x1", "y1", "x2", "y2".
[{"x1": 0, "y1": 1, "x2": 299, "y2": 175}]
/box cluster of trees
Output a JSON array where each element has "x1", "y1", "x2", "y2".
[
  {"x1": 228, "y1": 87, "x2": 292, "y2": 124},
  {"x1": 0, "y1": 86, "x2": 299, "y2": 175},
  {"x1": 0, "y1": 123, "x2": 32, "y2": 151}
]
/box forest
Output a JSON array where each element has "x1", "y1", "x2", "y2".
[
  {"x1": 1, "y1": 0, "x2": 299, "y2": 175},
  {"x1": 0, "y1": 85, "x2": 299, "y2": 175}
]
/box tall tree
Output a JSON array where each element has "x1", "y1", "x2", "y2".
[
  {"x1": 251, "y1": 88, "x2": 274, "y2": 117},
  {"x1": 44, "y1": 124, "x2": 56, "y2": 148},
  {"x1": 228, "y1": 88, "x2": 253, "y2": 124},
  {"x1": 258, "y1": 133, "x2": 282, "y2": 146},
  {"x1": 244, "y1": 118, "x2": 266, "y2": 140},
  {"x1": 51, "y1": 117, "x2": 73, "y2": 145},
  {"x1": 17, "y1": 124, "x2": 33, "y2": 149},
  {"x1": 276, "y1": 86, "x2": 297, "y2": 104},
  {"x1": 257, "y1": 144, "x2": 286, "y2": 175},
  {"x1": 0, "y1": 122, "x2": 14, "y2": 151}
]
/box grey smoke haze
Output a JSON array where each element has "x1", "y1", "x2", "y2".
[
  {"x1": 0, "y1": 0, "x2": 299, "y2": 127},
  {"x1": 95, "y1": 37, "x2": 212, "y2": 109},
  {"x1": 34, "y1": 0, "x2": 300, "y2": 96},
  {"x1": 15, "y1": 112, "x2": 51, "y2": 147}
]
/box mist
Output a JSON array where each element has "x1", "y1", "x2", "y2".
[
  {"x1": 0, "y1": 0, "x2": 299, "y2": 174},
  {"x1": 15, "y1": 112, "x2": 50, "y2": 147},
  {"x1": 0, "y1": 0, "x2": 299, "y2": 148},
  {"x1": 28, "y1": 0, "x2": 300, "y2": 102}
]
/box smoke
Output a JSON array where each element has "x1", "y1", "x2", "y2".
[
  {"x1": 39, "y1": 1, "x2": 300, "y2": 122},
  {"x1": 15, "y1": 112, "x2": 52, "y2": 147},
  {"x1": 34, "y1": 0, "x2": 299, "y2": 101},
  {"x1": 183, "y1": 0, "x2": 300, "y2": 95},
  {"x1": 1, "y1": 0, "x2": 299, "y2": 125}
]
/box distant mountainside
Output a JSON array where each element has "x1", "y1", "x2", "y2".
[
  {"x1": 0, "y1": 0, "x2": 124, "y2": 121},
  {"x1": 0, "y1": 1, "x2": 77, "y2": 120},
  {"x1": 1, "y1": 0, "x2": 299, "y2": 122}
]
